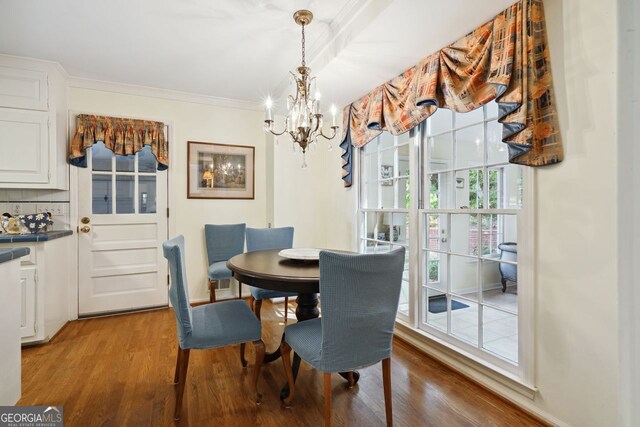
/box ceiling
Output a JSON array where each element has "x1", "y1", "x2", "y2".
[{"x1": 0, "y1": 0, "x2": 515, "y2": 110}]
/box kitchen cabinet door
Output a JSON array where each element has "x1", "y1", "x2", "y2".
[
  {"x1": 20, "y1": 267, "x2": 36, "y2": 339},
  {"x1": 0, "y1": 108, "x2": 49, "y2": 184}
]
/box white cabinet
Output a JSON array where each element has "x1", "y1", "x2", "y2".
[
  {"x1": 20, "y1": 267, "x2": 36, "y2": 339},
  {"x1": 0, "y1": 65, "x2": 48, "y2": 111},
  {"x1": 3, "y1": 238, "x2": 70, "y2": 344},
  {"x1": 0, "y1": 109, "x2": 50, "y2": 184},
  {"x1": 0, "y1": 55, "x2": 68, "y2": 189}
]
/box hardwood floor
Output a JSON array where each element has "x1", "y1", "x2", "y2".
[{"x1": 19, "y1": 301, "x2": 545, "y2": 426}]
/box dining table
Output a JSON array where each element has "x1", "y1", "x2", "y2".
[{"x1": 227, "y1": 248, "x2": 359, "y2": 400}]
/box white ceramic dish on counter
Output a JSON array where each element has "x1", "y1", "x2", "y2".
[{"x1": 278, "y1": 248, "x2": 322, "y2": 261}]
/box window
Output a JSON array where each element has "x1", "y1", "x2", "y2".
[
  {"x1": 359, "y1": 131, "x2": 411, "y2": 320},
  {"x1": 357, "y1": 100, "x2": 533, "y2": 382}
]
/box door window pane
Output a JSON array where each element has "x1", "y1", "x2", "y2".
[
  {"x1": 138, "y1": 146, "x2": 157, "y2": 173},
  {"x1": 425, "y1": 214, "x2": 446, "y2": 251},
  {"x1": 456, "y1": 169, "x2": 484, "y2": 209},
  {"x1": 116, "y1": 154, "x2": 135, "y2": 172},
  {"x1": 425, "y1": 288, "x2": 447, "y2": 331},
  {"x1": 139, "y1": 176, "x2": 156, "y2": 214},
  {"x1": 116, "y1": 176, "x2": 135, "y2": 214},
  {"x1": 482, "y1": 259, "x2": 517, "y2": 312},
  {"x1": 92, "y1": 174, "x2": 112, "y2": 214},
  {"x1": 92, "y1": 142, "x2": 112, "y2": 172},
  {"x1": 450, "y1": 214, "x2": 478, "y2": 255},
  {"x1": 450, "y1": 254, "x2": 478, "y2": 301}
]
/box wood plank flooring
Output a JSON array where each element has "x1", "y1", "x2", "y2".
[{"x1": 19, "y1": 301, "x2": 545, "y2": 426}]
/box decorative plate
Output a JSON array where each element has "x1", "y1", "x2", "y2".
[{"x1": 278, "y1": 248, "x2": 322, "y2": 261}]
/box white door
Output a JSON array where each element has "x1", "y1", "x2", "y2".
[{"x1": 77, "y1": 141, "x2": 168, "y2": 316}]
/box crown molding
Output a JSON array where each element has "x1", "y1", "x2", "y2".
[{"x1": 67, "y1": 76, "x2": 263, "y2": 111}]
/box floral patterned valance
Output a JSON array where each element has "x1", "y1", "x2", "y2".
[
  {"x1": 69, "y1": 114, "x2": 168, "y2": 170},
  {"x1": 339, "y1": 0, "x2": 562, "y2": 187}
]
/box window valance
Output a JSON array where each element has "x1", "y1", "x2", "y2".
[
  {"x1": 339, "y1": 0, "x2": 562, "y2": 187},
  {"x1": 69, "y1": 114, "x2": 168, "y2": 170}
]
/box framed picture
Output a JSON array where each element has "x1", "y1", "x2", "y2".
[
  {"x1": 381, "y1": 164, "x2": 394, "y2": 186},
  {"x1": 456, "y1": 177, "x2": 465, "y2": 189},
  {"x1": 187, "y1": 141, "x2": 255, "y2": 199}
]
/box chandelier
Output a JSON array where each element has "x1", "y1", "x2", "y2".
[{"x1": 264, "y1": 10, "x2": 339, "y2": 168}]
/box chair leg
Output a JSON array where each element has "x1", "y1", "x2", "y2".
[
  {"x1": 382, "y1": 358, "x2": 393, "y2": 427},
  {"x1": 254, "y1": 299, "x2": 262, "y2": 321},
  {"x1": 281, "y1": 341, "x2": 296, "y2": 407},
  {"x1": 238, "y1": 281, "x2": 242, "y2": 299},
  {"x1": 209, "y1": 280, "x2": 217, "y2": 302},
  {"x1": 240, "y1": 343, "x2": 247, "y2": 368},
  {"x1": 501, "y1": 278, "x2": 507, "y2": 293},
  {"x1": 252, "y1": 339, "x2": 266, "y2": 404},
  {"x1": 174, "y1": 348, "x2": 190, "y2": 420},
  {"x1": 284, "y1": 297, "x2": 289, "y2": 323},
  {"x1": 324, "y1": 372, "x2": 332, "y2": 427},
  {"x1": 347, "y1": 371, "x2": 355, "y2": 389},
  {"x1": 173, "y1": 345, "x2": 182, "y2": 384}
]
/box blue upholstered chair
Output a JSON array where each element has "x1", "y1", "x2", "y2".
[
  {"x1": 204, "y1": 223, "x2": 246, "y2": 302},
  {"x1": 245, "y1": 227, "x2": 297, "y2": 322},
  {"x1": 498, "y1": 242, "x2": 517, "y2": 292},
  {"x1": 163, "y1": 235, "x2": 265, "y2": 420},
  {"x1": 280, "y1": 247, "x2": 405, "y2": 427}
]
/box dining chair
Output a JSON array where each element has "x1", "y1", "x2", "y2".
[
  {"x1": 204, "y1": 223, "x2": 246, "y2": 302},
  {"x1": 280, "y1": 247, "x2": 405, "y2": 427},
  {"x1": 163, "y1": 235, "x2": 265, "y2": 421},
  {"x1": 245, "y1": 226, "x2": 297, "y2": 322}
]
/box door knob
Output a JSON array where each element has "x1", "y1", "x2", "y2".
[
  {"x1": 81, "y1": 217, "x2": 90, "y2": 224},
  {"x1": 80, "y1": 226, "x2": 90, "y2": 233}
]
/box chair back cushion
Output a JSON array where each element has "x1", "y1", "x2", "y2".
[
  {"x1": 162, "y1": 235, "x2": 193, "y2": 347},
  {"x1": 246, "y1": 227, "x2": 294, "y2": 252},
  {"x1": 204, "y1": 223, "x2": 246, "y2": 265},
  {"x1": 318, "y1": 247, "x2": 405, "y2": 372}
]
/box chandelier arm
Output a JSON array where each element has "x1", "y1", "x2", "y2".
[
  {"x1": 265, "y1": 121, "x2": 289, "y2": 137},
  {"x1": 319, "y1": 126, "x2": 339, "y2": 140}
]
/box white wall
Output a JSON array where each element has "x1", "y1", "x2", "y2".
[
  {"x1": 68, "y1": 87, "x2": 267, "y2": 302},
  {"x1": 273, "y1": 0, "x2": 620, "y2": 425}
]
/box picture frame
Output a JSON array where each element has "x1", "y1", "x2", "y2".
[
  {"x1": 456, "y1": 177, "x2": 465, "y2": 189},
  {"x1": 381, "y1": 164, "x2": 394, "y2": 186},
  {"x1": 187, "y1": 141, "x2": 255, "y2": 199}
]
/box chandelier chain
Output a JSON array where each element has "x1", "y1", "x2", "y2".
[{"x1": 301, "y1": 23, "x2": 306, "y2": 67}]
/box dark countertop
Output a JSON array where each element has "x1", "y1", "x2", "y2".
[
  {"x1": 0, "y1": 247, "x2": 31, "y2": 264},
  {"x1": 0, "y1": 230, "x2": 73, "y2": 243}
]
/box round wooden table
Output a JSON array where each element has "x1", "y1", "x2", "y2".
[{"x1": 227, "y1": 248, "x2": 359, "y2": 400}]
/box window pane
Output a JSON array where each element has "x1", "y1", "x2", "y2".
[
  {"x1": 116, "y1": 154, "x2": 135, "y2": 172},
  {"x1": 450, "y1": 214, "x2": 479, "y2": 256},
  {"x1": 487, "y1": 168, "x2": 501, "y2": 209},
  {"x1": 482, "y1": 214, "x2": 517, "y2": 257},
  {"x1": 425, "y1": 287, "x2": 447, "y2": 331},
  {"x1": 380, "y1": 149, "x2": 395, "y2": 178},
  {"x1": 486, "y1": 100, "x2": 499, "y2": 120},
  {"x1": 365, "y1": 211, "x2": 380, "y2": 242},
  {"x1": 139, "y1": 176, "x2": 156, "y2": 214},
  {"x1": 424, "y1": 214, "x2": 446, "y2": 251},
  {"x1": 504, "y1": 164, "x2": 524, "y2": 209},
  {"x1": 365, "y1": 153, "x2": 378, "y2": 182},
  {"x1": 425, "y1": 250, "x2": 442, "y2": 286},
  {"x1": 455, "y1": 124, "x2": 484, "y2": 169},
  {"x1": 428, "y1": 108, "x2": 452, "y2": 135},
  {"x1": 487, "y1": 120, "x2": 509, "y2": 164},
  {"x1": 427, "y1": 172, "x2": 453, "y2": 209},
  {"x1": 92, "y1": 174, "x2": 112, "y2": 214},
  {"x1": 388, "y1": 212, "x2": 408, "y2": 245},
  {"x1": 482, "y1": 259, "x2": 517, "y2": 312},
  {"x1": 379, "y1": 132, "x2": 395, "y2": 150},
  {"x1": 456, "y1": 169, "x2": 484, "y2": 209},
  {"x1": 395, "y1": 178, "x2": 409, "y2": 209},
  {"x1": 380, "y1": 179, "x2": 394, "y2": 209},
  {"x1": 427, "y1": 134, "x2": 452, "y2": 171},
  {"x1": 451, "y1": 298, "x2": 478, "y2": 345},
  {"x1": 398, "y1": 280, "x2": 410, "y2": 315},
  {"x1": 92, "y1": 141, "x2": 112, "y2": 172},
  {"x1": 483, "y1": 306, "x2": 518, "y2": 363},
  {"x1": 138, "y1": 145, "x2": 157, "y2": 173},
  {"x1": 364, "y1": 180, "x2": 378, "y2": 209},
  {"x1": 116, "y1": 175, "x2": 135, "y2": 214},
  {"x1": 450, "y1": 254, "x2": 478, "y2": 302},
  {"x1": 454, "y1": 106, "x2": 484, "y2": 128}
]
